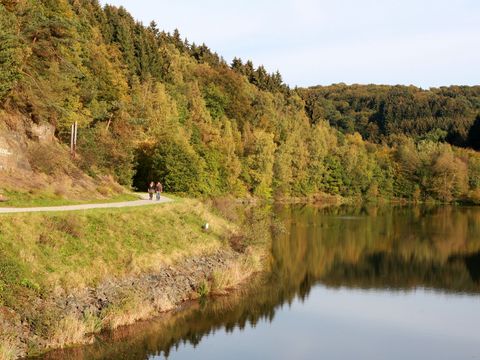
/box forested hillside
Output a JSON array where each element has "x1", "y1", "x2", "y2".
[
  {"x1": 1, "y1": 0, "x2": 480, "y2": 202},
  {"x1": 299, "y1": 84, "x2": 480, "y2": 148}
]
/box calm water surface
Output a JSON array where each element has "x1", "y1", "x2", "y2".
[{"x1": 41, "y1": 205, "x2": 480, "y2": 360}]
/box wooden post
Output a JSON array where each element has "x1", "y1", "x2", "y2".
[
  {"x1": 71, "y1": 122, "x2": 78, "y2": 158},
  {"x1": 73, "y1": 121, "x2": 78, "y2": 158},
  {"x1": 70, "y1": 123, "x2": 74, "y2": 156},
  {"x1": 74, "y1": 122, "x2": 78, "y2": 147},
  {"x1": 106, "y1": 114, "x2": 112, "y2": 131}
]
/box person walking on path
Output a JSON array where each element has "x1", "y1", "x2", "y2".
[
  {"x1": 148, "y1": 181, "x2": 155, "y2": 200},
  {"x1": 156, "y1": 181, "x2": 163, "y2": 201}
]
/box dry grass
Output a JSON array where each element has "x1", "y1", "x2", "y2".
[
  {"x1": 209, "y1": 196, "x2": 242, "y2": 223},
  {"x1": 1, "y1": 136, "x2": 133, "y2": 208},
  {"x1": 51, "y1": 214, "x2": 85, "y2": 239},
  {"x1": 82, "y1": 311, "x2": 102, "y2": 335},
  {"x1": 96, "y1": 185, "x2": 113, "y2": 197},
  {"x1": 152, "y1": 294, "x2": 175, "y2": 312},
  {"x1": 27, "y1": 142, "x2": 76, "y2": 177},
  {"x1": 212, "y1": 248, "x2": 265, "y2": 294},
  {"x1": 101, "y1": 293, "x2": 155, "y2": 330},
  {"x1": 212, "y1": 264, "x2": 243, "y2": 293},
  {"x1": 49, "y1": 315, "x2": 88, "y2": 349},
  {"x1": 0, "y1": 111, "x2": 22, "y2": 131},
  {"x1": 0, "y1": 335, "x2": 22, "y2": 360},
  {"x1": 0, "y1": 175, "x2": 136, "y2": 208}
]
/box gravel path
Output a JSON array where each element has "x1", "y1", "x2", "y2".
[{"x1": 0, "y1": 194, "x2": 172, "y2": 214}]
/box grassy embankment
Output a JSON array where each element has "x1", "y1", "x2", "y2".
[{"x1": 0, "y1": 198, "x2": 264, "y2": 359}]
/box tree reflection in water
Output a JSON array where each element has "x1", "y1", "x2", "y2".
[{"x1": 37, "y1": 204, "x2": 480, "y2": 360}]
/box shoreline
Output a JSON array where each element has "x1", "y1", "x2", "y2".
[
  {"x1": 0, "y1": 199, "x2": 267, "y2": 359},
  {"x1": 19, "y1": 249, "x2": 261, "y2": 359},
  {"x1": 5, "y1": 193, "x2": 474, "y2": 358}
]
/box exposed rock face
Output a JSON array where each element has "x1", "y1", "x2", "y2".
[
  {"x1": 0, "y1": 128, "x2": 31, "y2": 173},
  {"x1": 0, "y1": 114, "x2": 55, "y2": 173},
  {"x1": 29, "y1": 122, "x2": 55, "y2": 144}
]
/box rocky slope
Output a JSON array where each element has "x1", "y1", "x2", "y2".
[{"x1": 0, "y1": 112, "x2": 125, "y2": 203}]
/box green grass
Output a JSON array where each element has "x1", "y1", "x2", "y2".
[
  {"x1": 0, "y1": 191, "x2": 141, "y2": 208},
  {"x1": 159, "y1": 192, "x2": 183, "y2": 201},
  {"x1": 0, "y1": 199, "x2": 235, "y2": 304},
  {"x1": 0, "y1": 196, "x2": 270, "y2": 357},
  {"x1": 0, "y1": 197, "x2": 238, "y2": 356}
]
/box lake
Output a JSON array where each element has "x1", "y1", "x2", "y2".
[{"x1": 39, "y1": 204, "x2": 480, "y2": 360}]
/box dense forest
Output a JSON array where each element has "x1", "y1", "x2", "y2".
[
  {"x1": 299, "y1": 84, "x2": 480, "y2": 148},
  {"x1": 1, "y1": 0, "x2": 480, "y2": 202}
]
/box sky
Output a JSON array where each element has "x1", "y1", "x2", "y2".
[{"x1": 99, "y1": 0, "x2": 480, "y2": 88}]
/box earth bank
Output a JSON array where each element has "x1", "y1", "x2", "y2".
[{"x1": 0, "y1": 199, "x2": 265, "y2": 359}]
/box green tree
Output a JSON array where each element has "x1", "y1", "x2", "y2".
[
  {"x1": 0, "y1": 4, "x2": 23, "y2": 101},
  {"x1": 244, "y1": 129, "x2": 276, "y2": 198}
]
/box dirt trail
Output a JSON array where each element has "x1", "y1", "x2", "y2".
[{"x1": 0, "y1": 194, "x2": 172, "y2": 214}]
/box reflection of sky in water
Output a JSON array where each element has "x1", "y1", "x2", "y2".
[
  {"x1": 152, "y1": 286, "x2": 480, "y2": 360},
  {"x1": 41, "y1": 205, "x2": 480, "y2": 360}
]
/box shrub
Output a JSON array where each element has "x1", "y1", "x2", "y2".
[{"x1": 196, "y1": 281, "x2": 210, "y2": 298}]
